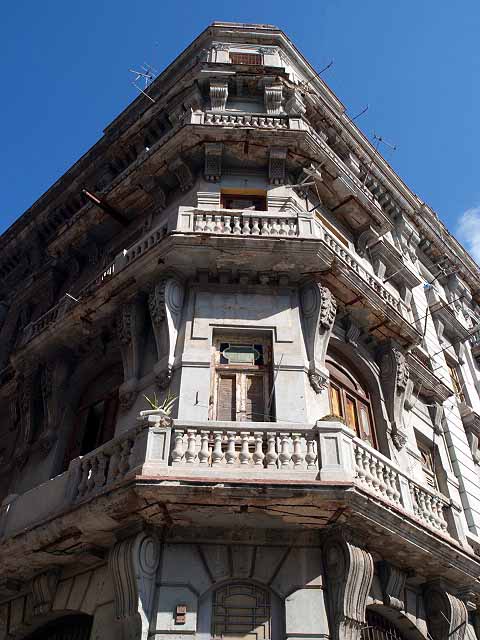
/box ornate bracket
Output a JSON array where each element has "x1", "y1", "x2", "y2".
[
  {"x1": 117, "y1": 300, "x2": 146, "y2": 410},
  {"x1": 168, "y1": 158, "x2": 194, "y2": 192},
  {"x1": 109, "y1": 532, "x2": 160, "y2": 640},
  {"x1": 137, "y1": 175, "x2": 166, "y2": 213},
  {"x1": 210, "y1": 80, "x2": 228, "y2": 111},
  {"x1": 377, "y1": 561, "x2": 407, "y2": 610},
  {"x1": 148, "y1": 276, "x2": 185, "y2": 389},
  {"x1": 424, "y1": 582, "x2": 468, "y2": 640},
  {"x1": 204, "y1": 143, "x2": 223, "y2": 182},
  {"x1": 300, "y1": 281, "x2": 337, "y2": 393},
  {"x1": 377, "y1": 342, "x2": 409, "y2": 449},
  {"x1": 268, "y1": 147, "x2": 287, "y2": 185},
  {"x1": 30, "y1": 569, "x2": 59, "y2": 618},
  {"x1": 264, "y1": 81, "x2": 284, "y2": 115},
  {"x1": 323, "y1": 528, "x2": 374, "y2": 640}
]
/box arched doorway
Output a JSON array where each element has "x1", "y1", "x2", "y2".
[{"x1": 23, "y1": 614, "x2": 92, "y2": 639}]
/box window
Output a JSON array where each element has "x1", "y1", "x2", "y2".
[
  {"x1": 212, "y1": 582, "x2": 271, "y2": 640},
  {"x1": 211, "y1": 336, "x2": 273, "y2": 422},
  {"x1": 221, "y1": 193, "x2": 267, "y2": 211},
  {"x1": 447, "y1": 361, "x2": 465, "y2": 402},
  {"x1": 327, "y1": 358, "x2": 377, "y2": 448},
  {"x1": 229, "y1": 52, "x2": 262, "y2": 65},
  {"x1": 63, "y1": 366, "x2": 122, "y2": 469},
  {"x1": 417, "y1": 437, "x2": 437, "y2": 489}
]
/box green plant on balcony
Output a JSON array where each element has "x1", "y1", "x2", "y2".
[{"x1": 143, "y1": 390, "x2": 177, "y2": 415}]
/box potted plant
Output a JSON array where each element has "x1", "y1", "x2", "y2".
[{"x1": 139, "y1": 390, "x2": 177, "y2": 423}]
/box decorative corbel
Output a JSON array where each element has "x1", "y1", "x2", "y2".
[
  {"x1": 377, "y1": 561, "x2": 407, "y2": 610},
  {"x1": 109, "y1": 532, "x2": 160, "y2": 640},
  {"x1": 424, "y1": 582, "x2": 468, "y2": 640},
  {"x1": 30, "y1": 569, "x2": 59, "y2": 617},
  {"x1": 210, "y1": 80, "x2": 228, "y2": 111},
  {"x1": 148, "y1": 276, "x2": 185, "y2": 389},
  {"x1": 378, "y1": 342, "x2": 409, "y2": 449},
  {"x1": 344, "y1": 315, "x2": 362, "y2": 348},
  {"x1": 168, "y1": 158, "x2": 194, "y2": 192},
  {"x1": 268, "y1": 147, "x2": 287, "y2": 185},
  {"x1": 300, "y1": 281, "x2": 337, "y2": 393},
  {"x1": 204, "y1": 143, "x2": 223, "y2": 182},
  {"x1": 117, "y1": 300, "x2": 146, "y2": 411},
  {"x1": 264, "y1": 81, "x2": 284, "y2": 115},
  {"x1": 285, "y1": 89, "x2": 306, "y2": 116},
  {"x1": 323, "y1": 528, "x2": 374, "y2": 640},
  {"x1": 16, "y1": 371, "x2": 34, "y2": 467},
  {"x1": 138, "y1": 175, "x2": 166, "y2": 213}
]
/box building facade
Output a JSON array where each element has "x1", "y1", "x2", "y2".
[{"x1": 0, "y1": 20, "x2": 480, "y2": 640}]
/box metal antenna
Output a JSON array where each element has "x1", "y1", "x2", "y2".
[
  {"x1": 362, "y1": 131, "x2": 397, "y2": 186},
  {"x1": 349, "y1": 105, "x2": 369, "y2": 122},
  {"x1": 301, "y1": 60, "x2": 334, "y2": 90},
  {"x1": 128, "y1": 62, "x2": 158, "y2": 103}
]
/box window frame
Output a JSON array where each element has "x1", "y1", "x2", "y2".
[
  {"x1": 229, "y1": 51, "x2": 263, "y2": 66},
  {"x1": 220, "y1": 192, "x2": 267, "y2": 211}
]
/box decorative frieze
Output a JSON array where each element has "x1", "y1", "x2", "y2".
[
  {"x1": 424, "y1": 582, "x2": 468, "y2": 640},
  {"x1": 323, "y1": 529, "x2": 374, "y2": 640},
  {"x1": 210, "y1": 80, "x2": 228, "y2": 111},
  {"x1": 300, "y1": 281, "x2": 337, "y2": 393},
  {"x1": 377, "y1": 342, "x2": 409, "y2": 450},
  {"x1": 204, "y1": 143, "x2": 223, "y2": 182},
  {"x1": 109, "y1": 531, "x2": 160, "y2": 640},
  {"x1": 268, "y1": 147, "x2": 287, "y2": 185},
  {"x1": 264, "y1": 81, "x2": 284, "y2": 115}
]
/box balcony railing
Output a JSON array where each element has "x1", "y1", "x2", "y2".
[
  {"x1": 193, "y1": 210, "x2": 299, "y2": 237},
  {"x1": 0, "y1": 418, "x2": 455, "y2": 543}
]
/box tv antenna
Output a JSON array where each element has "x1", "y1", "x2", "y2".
[
  {"x1": 128, "y1": 63, "x2": 157, "y2": 103},
  {"x1": 362, "y1": 131, "x2": 397, "y2": 186}
]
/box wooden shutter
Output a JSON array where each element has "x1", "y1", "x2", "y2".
[
  {"x1": 217, "y1": 374, "x2": 236, "y2": 421},
  {"x1": 245, "y1": 374, "x2": 265, "y2": 422}
]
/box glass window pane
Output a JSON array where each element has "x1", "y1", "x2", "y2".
[
  {"x1": 345, "y1": 395, "x2": 358, "y2": 433},
  {"x1": 330, "y1": 385, "x2": 343, "y2": 417}
]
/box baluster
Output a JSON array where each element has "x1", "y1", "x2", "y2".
[
  {"x1": 108, "y1": 444, "x2": 121, "y2": 482},
  {"x1": 232, "y1": 216, "x2": 242, "y2": 235},
  {"x1": 194, "y1": 214, "x2": 206, "y2": 232},
  {"x1": 266, "y1": 117, "x2": 273, "y2": 127},
  {"x1": 252, "y1": 432, "x2": 265, "y2": 466},
  {"x1": 87, "y1": 457, "x2": 98, "y2": 493},
  {"x1": 270, "y1": 219, "x2": 280, "y2": 236},
  {"x1": 362, "y1": 450, "x2": 373, "y2": 487},
  {"x1": 118, "y1": 440, "x2": 131, "y2": 476},
  {"x1": 225, "y1": 432, "x2": 237, "y2": 464},
  {"x1": 171, "y1": 430, "x2": 185, "y2": 465},
  {"x1": 185, "y1": 430, "x2": 198, "y2": 464},
  {"x1": 258, "y1": 117, "x2": 266, "y2": 127},
  {"x1": 390, "y1": 471, "x2": 401, "y2": 504},
  {"x1": 265, "y1": 433, "x2": 278, "y2": 468},
  {"x1": 278, "y1": 434, "x2": 292, "y2": 468},
  {"x1": 198, "y1": 431, "x2": 210, "y2": 465},
  {"x1": 369, "y1": 453, "x2": 380, "y2": 491},
  {"x1": 291, "y1": 434, "x2": 304, "y2": 468},
  {"x1": 287, "y1": 218, "x2": 296, "y2": 235},
  {"x1": 244, "y1": 115, "x2": 251, "y2": 126},
  {"x1": 279, "y1": 218, "x2": 289, "y2": 235},
  {"x1": 376, "y1": 460, "x2": 387, "y2": 496},
  {"x1": 383, "y1": 467, "x2": 394, "y2": 501},
  {"x1": 242, "y1": 216, "x2": 251, "y2": 235},
  {"x1": 223, "y1": 216, "x2": 233, "y2": 234},
  {"x1": 77, "y1": 461, "x2": 89, "y2": 498},
  {"x1": 251, "y1": 218, "x2": 261, "y2": 235},
  {"x1": 239, "y1": 432, "x2": 251, "y2": 465},
  {"x1": 211, "y1": 432, "x2": 224, "y2": 465},
  {"x1": 305, "y1": 439, "x2": 317, "y2": 469},
  {"x1": 205, "y1": 214, "x2": 214, "y2": 232},
  {"x1": 260, "y1": 218, "x2": 271, "y2": 235},
  {"x1": 213, "y1": 215, "x2": 224, "y2": 233},
  {"x1": 354, "y1": 445, "x2": 366, "y2": 484},
  {"x1": 95, "y1": 452, "x2": 108, "y2": 490}
]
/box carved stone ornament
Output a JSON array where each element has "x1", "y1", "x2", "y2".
[
  {"x1": 264, "y1": 81, "x2": 284, "y2": 116},
  {"x1": 168, "y1": 157, "x2": 194, "y2": 192},
  {"x1": 377, "y1": 561, "x2": 407, "y2": 611},
  {"x1": 204, "y1": 142, "x2": 223, "y2": 182},
  {"x1": 138, "y1": 175, "x2": 166, "y2": 213},
  {"x1": 285, "y1": 89, "x2": 306, "y2": 117},
  {"x1": 109, "y1": 532, "x2": 160, "y2": 640},
  {"x1": 117, "y1": 300, "x2": 146, "y2": 398},
  {"x1": 210, "y1": 80, "x2": 228, "y2": 111},
  {"x1": 378, "y1": 343, "x2": 409, "y2": 450},
  {"x1": 300, "y1": 281, "x2": 337, "y2": 394},
  {"x1": 323, "y1": 529, "x2": 374, "y2": 640},
  {"x1": 268, "y1": 147, "x2": 287, "y2": 185},
  {"x1": 30, "y1": 569, "x2": 59, "y2": 617},
  {"x1": 148, "y1": 277, "x2": 185, "y2": 389},
  {"x1": 424, "y1": 582, "x2": 468, "y2": 640}
]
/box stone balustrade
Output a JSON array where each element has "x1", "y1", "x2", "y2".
[
  {"x1": 204, "y1": 111, "x2": 288, "y2": 129},
  {"x1": 0, "y1": 418, "x2": 458, "y2": 542},
  {"x1": 193, "y1": 210, "x2": 298, "y2": 237}
]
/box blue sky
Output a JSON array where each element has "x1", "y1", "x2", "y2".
[{"x1": 1, "y1": 1, "x2": 480, "y2": 260}]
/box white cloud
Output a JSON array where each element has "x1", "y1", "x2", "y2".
[{"x1": 456, "y1": 207, "x2": 480, "y2": 264}]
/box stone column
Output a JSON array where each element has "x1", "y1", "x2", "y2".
[{"x1": 323, "y1": 529, "x2": 374, "y2": 640}]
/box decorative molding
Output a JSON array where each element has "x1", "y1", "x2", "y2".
[
  {"x1": 323, "y1": 529, "x2": 374, "y2": 640},
  {"x1": 204, "y1": 143, "x2": 223, "y2": 182},
  {"x1": 424, "y1": 582, "x2": 468, "y2": 640},
  {"x1": 30, "y1": 569, "x2": 59, "y2": 617},
  {"x1": 285, "y1": 89, "x2": 306, "y2": 117},
  {"x1": 210, "y1": 80, "x2": 228, "y2": 111},
  {"x1": 168, "y1": 157, "x2": 194, "y2": 192},
  {"x1": 148, "y1": 277, "x2": 185, "y2": 389},
  {"x1": 377, "y1": 561, "x2": 407, "y2": 610},
  {"x1": 377, "y1": 342, "x2": 409, "y2": 450},
  {"x1": 300, "y1": 281, "x2": 337, "y2": 394},
  {"x1": 264, "y1": 82, "x2": 284, "y2": 116},
  {"x1": 268, "y1": 147, "x2": 287, "y2": 185},
  {"x1": 117, "y1": 300, "x2": 146, "y2": 407},
  {"x1": 109, "y1": 532, "x2": 160, "y2": 640}
]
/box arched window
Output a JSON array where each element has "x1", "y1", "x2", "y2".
[
  {"x1": 211, "y1": 582, "x2": 271, "y2": 640},
  {"x1": 327, "y1": 356, "x2": 377, "y2": 449},
  {"x1": 24, "y1": 614, "x2": 92, "y2": 639}
]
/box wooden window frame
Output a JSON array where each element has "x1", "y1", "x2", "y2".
[
  {"x1": 416, "y1": 436, "x2": 438, "y2": 490},
  {"x1": 447, "y1": 361, "x2": 465, "y2": 403},
  {"x1": 220, "y1": 192, "x2": 267, "y2": 211},
  {"x1": 229, "y1": 52, "x2": 263, "y2": 66}
]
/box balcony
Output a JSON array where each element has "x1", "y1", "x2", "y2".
[{"x1": 0, "y1": 416, "x2": 456, "y2": 547}]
